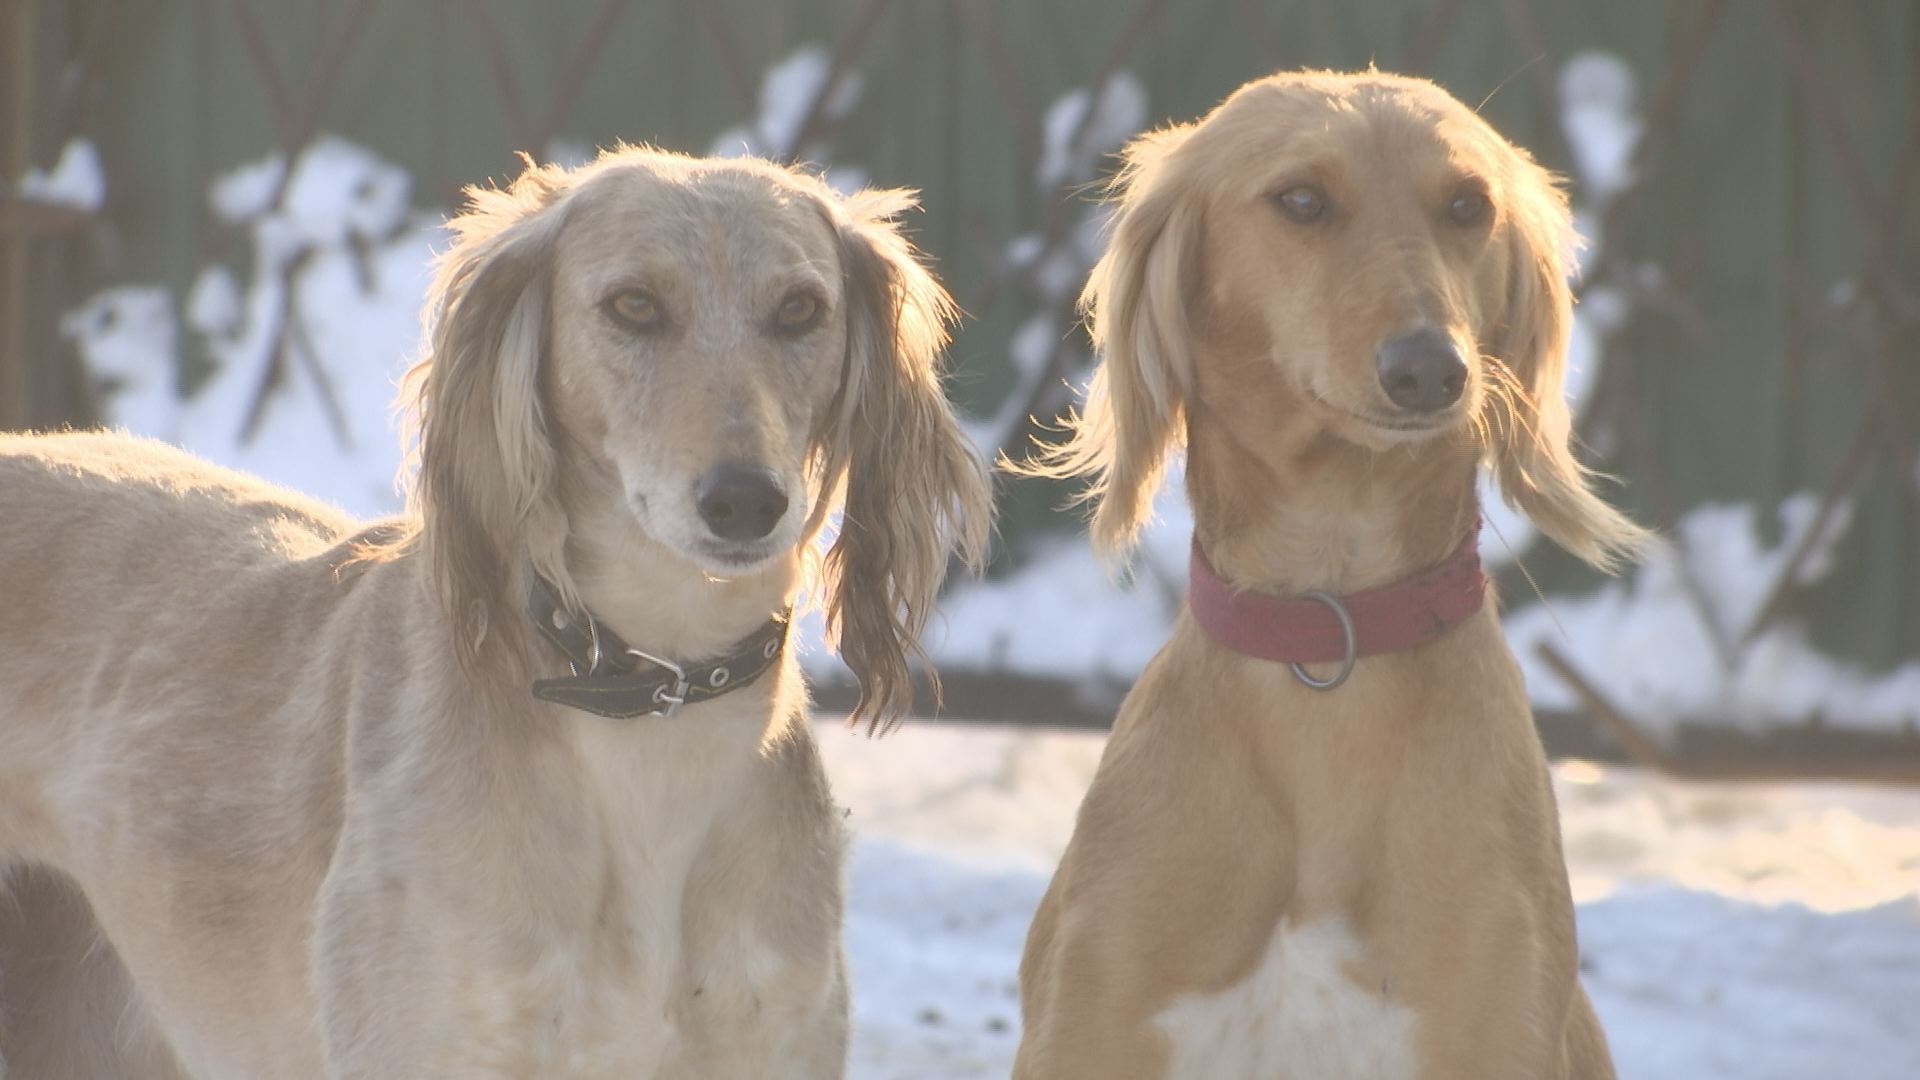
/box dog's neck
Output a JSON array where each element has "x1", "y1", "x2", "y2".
[
  {"x1": 1183, "y1": 374, "x2": 1481, "y2": 597},
  {"x1": 556, "y1": 498, "x2": 804, "y2": 664}
]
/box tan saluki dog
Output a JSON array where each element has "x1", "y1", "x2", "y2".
[
  {"x1": 0, "y1": 147, "x2": 988, "y2": 1078},
  {"x1": 1014, "y1": 71, "x2": 1644, "y2": 1079}
]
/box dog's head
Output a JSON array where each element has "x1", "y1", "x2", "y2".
[
  {"x1": 398, "y1": 148, "x2": 988, "y2": 727},
  {"x1": 1034, "y1": 70, "x2": 1646, "y2": 569}
]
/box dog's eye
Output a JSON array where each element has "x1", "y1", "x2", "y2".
[
  {"x1": 1448, "y1": 191, "x2": 1492, "y2": 226},
  {"x1": 774, "y1": 292, "x2": 823, "y2": 334},
  {"x1": 1271, "y1": 185, "x2": 1330, "y2": 224},
  {"x1": 604, "y1": 289, "x2": 664, "y2": 330}
]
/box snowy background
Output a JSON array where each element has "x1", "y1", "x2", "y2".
[
  {"x1": 47, "y1": 45, "x2": 1919, "y2": 739},
  {"x1": 22, "y1": 32, "x2": 1920, "y2": 1077}
]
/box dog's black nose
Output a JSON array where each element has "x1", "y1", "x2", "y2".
[
  {"x1": 696, "y1": 463, "x2": 789, "y2": 542},
  {"x1": 1376, "y1": 329, "x2": 1467, "y2": 413}
]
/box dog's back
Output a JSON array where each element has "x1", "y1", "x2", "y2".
[
  {"x1": 0, "y1": 431, "x2": 370, "y2": 859},
  {"x1": 0, "y1": 432, "x2": 394, "y2": 1075}
]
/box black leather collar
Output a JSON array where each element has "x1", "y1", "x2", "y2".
[{"x1": 527, "y1": 575, "x2": 789, "y2": 719}]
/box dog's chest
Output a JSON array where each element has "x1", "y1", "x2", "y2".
[
  {"x1": 455, "y1": 709, "x2": 784, "y2": 1076},
  {"x1": 1151, "y1": 917, "x2": 1418, "y2": 1079}
]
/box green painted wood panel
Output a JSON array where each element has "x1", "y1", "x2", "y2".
[{"x1": 70, "y1": 0, "x2": 1919, "y2": 672}]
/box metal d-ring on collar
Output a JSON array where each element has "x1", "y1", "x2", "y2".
[
  {"x1": 528, "y1": 574, "x2": 789, "y2": 720},
  {"x1": 562, "y1": 613, "x2": 695, "y2": 717},
  {"x1": 625, "y1": 647, "x2": 691, "y2": 714},
  {"x1": 1290, "y1": 590, "x2": 1358, "y2": 691},
  {"x1": 567, "y1": 609, "x2": 606, "y2": 678}
]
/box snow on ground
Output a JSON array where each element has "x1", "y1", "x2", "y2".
[
  {"x1": 1505, "y1": 497, "x2": 1920, "y2": 734},
  {"x1": 820, "y1": 720, "x2": 1920, "y2": 1079}
]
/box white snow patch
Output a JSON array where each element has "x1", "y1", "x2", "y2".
[
  {"x1": 178, "y1": 210, "x2": 435, "y2": 517},
  {"x1": 1478, "y1": 471, "x2": 1541, "y2": 568},
  {"x1": 1560, "y1": 51, "x2": 1641, "y2": 208},
  {"x1": 187, "y1": 265, "x2": 244, "y2": 338},
  {"x1": 1032, "y1": 246, "x2": 1084, "y2": 302},
  {"x1": 1581, "y1": 889, "x2": 1920, "y2": 1080},
  {"x1": 64, "y1": 138, "x2": 438, "y2": 517},
  {"x1": 542, "y1": 137, "x2": 595, "y2": 170},
  {"x1": 209, "y1": 151, "x2": 288, "y2": 224},
  {"x1": 925, "y1": 469, "x2": 1192, "y2": 681},
  {"x1": 16, "y1": 138, "x2": 106, "y2": 210},
  {"x1": 960, "y1": 312, "x2": 1063, "y2": 452},
  {"x1": 61, "y1": 287, "x2": 180, "y2": 436},
  {"x1": 822, "y1": 165, "x2": 870, "y2": 197},
  {"x1": 276, "y1": 135, "x2": 412, "y2": 248},
  {"x1": 929, "y1": 534, "x2": 1172, "y2": 682},
  {"x1": 1036, "y1": 73, "x2": 1146, "y2": 189},
  {"x1": 1004, "y1": 234, "x2": 1042, "y2": 270},
  {"x1": 711, "y1": 45, "x2": 863, "y2": 159},
  {"x1": 1504, "y1": 494, "x2": 1916, "y2": 733}
]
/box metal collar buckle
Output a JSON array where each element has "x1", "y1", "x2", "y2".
[
  {"x1": 1289, "y1": 590, "x2": 1358, "y2": 691},
  {"x1": 567, "y1": 610, "x2": 607, "y2": 677},
  {"x1": 626, "y1": 648, "x2": 690, "y2": 717}
]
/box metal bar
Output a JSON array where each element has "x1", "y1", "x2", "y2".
[
  {"x1": 1578, "y1": 0, "x2": 1724, "y2": 292},
  {"x1": 283, "y1": 0, "x2": 374, "y2": 152},
  {"x1": 2, "y1": 0, "x2": 40, "y2": 430},
  {"x1": 1404, "y1": 0, "x2": 1467, "y2": 73},
  {"x1": 1230, "y1": 0, "x2": 1287, "y2": 68},
  {"x1": 956, "y1": 0, "x2": 1040, "y2": 160},
  {"x1": 46, "y1": 0, "x2": 121, "y2": 144},
  {"x1": 1538, "y1": 643, "x2": 1920, "y2": 784},
  {"x1": 531, "y1": 0, "x2": 632, "y2": 152},
  {"x1": 228, "y1": 0, "x2": 295, "y2": 132},
  {"x1": 467, "y1": 0, "x2": 533, "y2": 151},
  {"x1": 1494, "y1": 0, "x2": 1559, "y2": 104},
  {"x1": 1535, "y1": 643, "x2": 1675, "y2": 772},
  {"x1": 0, "y1": 196, "x2": 93, "y2": 237},
  {"x1": 776, "y1": 0, "x2": 893, "y2": 163},
  {"x1": 692, "y1": 0, "x2": 758, "y2": 118},
  {"x1": 976, "y1": 0, "x2": 1171, "y2": 464},
  {"x1": 1734, "y1": 418, "x2": 1880, "y2": 650},
  {"x1": 1771, "y1": 0, "x2": 1920, "y2": 320},
  {"x1": 284, "y1": 297, "x2": 354, "y2": 450}
]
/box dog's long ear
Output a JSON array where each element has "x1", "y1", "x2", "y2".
[
  {"x1": 820, "y1": 189, "x2": 991, "y2": 733},
  {"x1": 1487, "y1": 153, "x2": 1650, "y2": 572},
  {"x1": 1020, "y1": 125, "x2": 1199, "y2": 559},
  {"x1": 401, "y1": 162, "x2": 574, "y2": 666}
]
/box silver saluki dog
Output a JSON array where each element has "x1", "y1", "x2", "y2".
[{"x1": 0, "y1": 147, "x2": 989, "y2": 1078}]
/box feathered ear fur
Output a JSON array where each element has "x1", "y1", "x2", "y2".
[
  {"x1": 817, "y1": 189, "x2": 991, "y2": 733},
  {"x1": 393, "y1": 161, "x2": 576, "y2": 667},
  {"x1": 1018, "y1": 125, "x2": 1200, "y2": 559},
  {"x1": 1486, "y1": 153, "x2": 1650, "y2": 572}
]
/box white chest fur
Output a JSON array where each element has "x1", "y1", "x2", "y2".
[
  {"x1": 1152, "y1": 918, "x2": 1418, "y2": 1079},
  {"x1": 448, "y1": 699, "x2": 779, "y2": 1077}
]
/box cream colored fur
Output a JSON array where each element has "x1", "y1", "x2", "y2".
[
  {"x1": 1013, "y1": 71, "x2": 1641, "y2": 1078},
  {"x1": 0, "y1": 147, "x2": 988, "y2": 1078}
]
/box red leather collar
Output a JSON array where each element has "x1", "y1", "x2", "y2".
[{"x1": 1187, "y1": 520, "x2": 1487, "y2": 669}]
